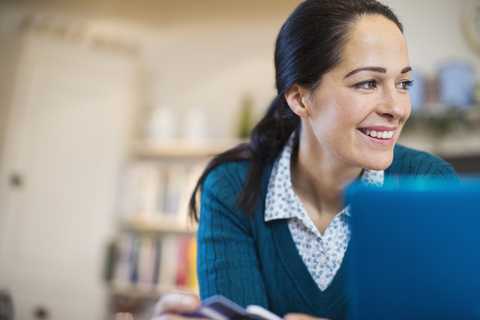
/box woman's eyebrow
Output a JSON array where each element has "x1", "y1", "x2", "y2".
[
  {"x1": 344, "y1": 67, "x2": 386, "y2": 78},
  {"x1": 401, "y1": 66, "x2": 412, "y2": 74},
  {"x1": 344, "y1": 66, "x2": 412, "y2": 79}
]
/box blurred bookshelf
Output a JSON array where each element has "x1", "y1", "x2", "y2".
[
  {"x1": 105, "y1": 138, "x2": 244, "y2": 320},
  {"x1": 399, "y1": 107, "x2": 480, "y2": 174}
]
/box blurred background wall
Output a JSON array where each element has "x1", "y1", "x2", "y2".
[
  {"x1": 0, "y1": 1, "x2": 479, "y2": 320},
  {"x1": 1, "y1": 0, "x2": 478, "y2": 140}
]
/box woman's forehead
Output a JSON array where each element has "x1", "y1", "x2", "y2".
[{"x1": 339, "y1": 15, "x2": 409, "y2": 73}]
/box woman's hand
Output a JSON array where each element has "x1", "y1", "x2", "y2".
[
  {"x1": 151, "y1": 291, "x2": 201, "y2": 320},
  {"x1": 284, "y1": 313, "x2": 330, "y2": 320}
]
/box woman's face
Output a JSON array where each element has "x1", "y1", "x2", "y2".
[{"x1": 303, "y1": 14, "x2": 411, "y2": 171}]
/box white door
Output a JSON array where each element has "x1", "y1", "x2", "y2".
[{"x1": 0, "y1": 37, "x2": 137, "y2": 320}]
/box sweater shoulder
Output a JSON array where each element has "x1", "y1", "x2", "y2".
[
  {"x1": 202, "y1": 160, "x2": 251, "y2": 198},
  {"x1": 201, "y1": 160, "x2": 273, "y2": 223},
  {"x1": 386, "y1": 144, "x2": 458, "y2": 182}
]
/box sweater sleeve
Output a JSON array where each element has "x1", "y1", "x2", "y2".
[{"x1": 196, "y1": 163, "x2": 269, "y2": 308}]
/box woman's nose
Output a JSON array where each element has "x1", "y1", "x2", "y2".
[{"x1": 376, "y1": 87, "x2": 409, "y2": 120}]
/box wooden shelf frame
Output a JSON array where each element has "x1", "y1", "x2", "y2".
[
  {"x1": 131, "y1": 138, "x2": 247, "y2": 159},
  {"x1": 119, "y1": 220, "x2": 198, "y2": 234}
]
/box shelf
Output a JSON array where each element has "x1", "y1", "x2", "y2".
[
  {"x1": 120, "y1": 219, "x2": 198, "y2": 234},
  {"x1": 109, "y1": 284, "x2": 199, "y2": 300},
  {"x1": 131, "y1": 138, "x2": 247, "y2": 159}
]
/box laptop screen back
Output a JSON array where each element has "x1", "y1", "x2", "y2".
[{"x1": 348, "y1": 180, "x2": 480, "y2": 320}]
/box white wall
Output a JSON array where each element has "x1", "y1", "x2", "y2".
[
  {"x1": 383, "y1": 0, "x2": 480, "y2": 78},
  {"x1": 142, "y1": 22, "x2": 280, "y2": 139}
]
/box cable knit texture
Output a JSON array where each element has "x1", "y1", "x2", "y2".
[{"x1": 197, "y1": 144, "x2": 457, "y2": 320}]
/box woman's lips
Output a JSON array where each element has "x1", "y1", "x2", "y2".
[{"x1": 357, "y1": 127, "x2": 396, "y2": 146}]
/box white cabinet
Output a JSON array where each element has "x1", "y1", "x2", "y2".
[{"x1": 0, "y1": 35, "x2": 137, "y2": 320}]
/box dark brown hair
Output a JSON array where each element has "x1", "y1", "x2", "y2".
[{"x1": 189, "y1": 0, "x2": 403, "y2": 221}]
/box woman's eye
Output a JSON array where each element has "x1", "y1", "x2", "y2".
[
  {"x1": 355, "y1": 80, "x2": 377, "y2": 89},
  {"x1": 397, "y1": 80, "x2": 414, "y2": 90}
]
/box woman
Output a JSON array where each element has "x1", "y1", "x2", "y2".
[{"x1": 152, "y1": 0, "x2": 457, "y2": 319}]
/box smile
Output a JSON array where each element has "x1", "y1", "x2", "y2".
[{"x1": 359, "y1": 128, "x2": 395, "y2": 139}]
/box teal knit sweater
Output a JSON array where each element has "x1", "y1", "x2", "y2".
[{"x1": 197, "y1": 144, "x2": 457, "y2": 320}]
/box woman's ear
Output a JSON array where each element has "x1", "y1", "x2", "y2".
[{"x1": 285, "y1": 84, "x2": 309, "y2": 118}]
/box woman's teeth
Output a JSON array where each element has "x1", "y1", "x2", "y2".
[{"x1": 363, "y1": 129, "x2": 394, "y2": 139}]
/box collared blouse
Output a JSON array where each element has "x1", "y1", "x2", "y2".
[{"x1": 264, "y1": 134, "x2": 384, "y2": 291}]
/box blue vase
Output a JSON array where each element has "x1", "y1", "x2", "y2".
[{"x1": 439, "y1": 61, "x2": 475, "y2": 110}]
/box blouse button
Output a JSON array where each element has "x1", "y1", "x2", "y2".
[{"x1": 319, "y1": 255, "x2": 327, "y2": 264}]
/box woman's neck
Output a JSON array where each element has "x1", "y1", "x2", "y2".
[{"x1": 291, "y1": 131, "x2": 362, "y2": 219}]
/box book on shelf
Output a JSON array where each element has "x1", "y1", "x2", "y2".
[
  {"x1": 111, "y1": 233, "x2": 135, "y2": 289},
  {"x1": 116, "y1": 161, "x2": 205, "y2": 225},
  {"x1": 110, "y1": 232, "x2": 198, "y2": 293},
  {"x1": 137, "y1": 235, "x2": 158, "y2": 287},
  {"x1": 157, "y1": 234, "x2": 178, "y2": 289},
  {"x1": 163, "y1": 164, "x2": 186, "y2": 216}
]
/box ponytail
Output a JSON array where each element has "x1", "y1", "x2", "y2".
[{"x1": 188, "y1": 95, "x2": 299, "y2": 221}]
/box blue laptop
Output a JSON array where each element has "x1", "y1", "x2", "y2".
[{"x1": 348, "y1": 178, "x2": 480, "y2": 320}]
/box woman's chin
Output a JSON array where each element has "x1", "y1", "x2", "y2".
[{"x1": 359, "y1": 152, "x2": 394, "y2": 171}]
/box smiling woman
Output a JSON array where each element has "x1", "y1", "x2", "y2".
[
  {"x1": 286, "y1": 14, "x2": 412, "y2": 174},
  {"x1": 151, "y1": 1, "x2": 458, "y2": 320}
]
